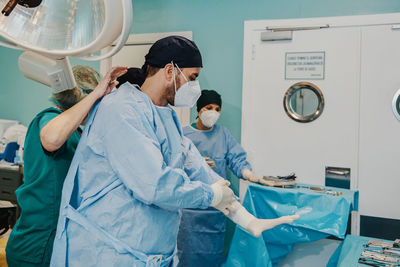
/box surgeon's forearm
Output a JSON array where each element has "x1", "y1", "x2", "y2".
[
  {"x1": 40, "y1": 92, "x2": 99, "y2": 152},
  {"x1": 41, "y1": 66, "x2": 127, "y2": 152}
]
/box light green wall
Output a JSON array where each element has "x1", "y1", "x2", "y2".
[
  {"x1": 2, "y1": 0, "x2": 400, "y2": 129},
  {"x1": 1, "y1": 0, "x2": 400, "y2": 189},
  {"x1": 0, "y1": 0, "x2": 399, "y2": 258},
  {"x1": 1, "y1": 0, "x2": 399, "y2": 185},
  {"x1": 130, "y1": 0, "x2": 400, "y2": 144},
  {"x1": 129, "y1": 0, "x2": 400, "y2": 195},
  {"x1": 2, "y1": 0, "x2": 400, "y2": 130},
  {"x1": 0, "y1": 50, "x2": 98, "y2": 126}
]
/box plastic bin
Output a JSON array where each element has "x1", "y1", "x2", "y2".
[{"x1": 0, "y1": 142, "x2": 19, "y2": 163}]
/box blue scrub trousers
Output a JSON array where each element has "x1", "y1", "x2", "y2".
[{"x1": 177, "y1": 208, "x2": 226, "y2": 267}]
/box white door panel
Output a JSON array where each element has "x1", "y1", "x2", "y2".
[
  {"x1": 358, "y1": 25, "x2": 400, "y2": 219},
  {"x1": 243, "y1": 28, "x2": 360, "y2": 187},
  {"x1": 111, "y1": 44, "x2": 152, "y2": 68},
  {"x1": 243, "y1": 14, "x2": 400, "y2": 222}
]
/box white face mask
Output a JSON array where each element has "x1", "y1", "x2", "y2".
[
  {"x1": 200, "y1": 110, "x2": 220, "y2": 128},
  {"x1": 173, "y1": 64, "x2": 201, "y2": 108}
]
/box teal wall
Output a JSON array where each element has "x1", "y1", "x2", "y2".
[
  {"x1": 1, "y1": 0, "x2": 399, "y2": 193},
  {"x1": 0, "y1": 0, "x2": 399, "y2": 258},
  {"x1": 0, "y1": 50, "x2": 98, "y2": 126},
  {"x1": 1, "y1": 0, "x2": 400, "y2": 132},
  {"x1": 2, "y1": 0, "x2": 400, "y2": 129},
  {"x1": 130, "y1": 0, "x2": 400, "y2": 195},
  {"x1": 130, "y1": 0, "x2": 400, "y2": 142},
  {"x1": 1, "y1": 0, "x2": 399, "y2": 194}
]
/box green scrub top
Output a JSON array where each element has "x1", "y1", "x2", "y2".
[{"x1": 6, "y1": 108, "x2": 80, "y2": 266}]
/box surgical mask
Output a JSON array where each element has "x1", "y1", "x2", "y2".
[
  {"x1": 173, "y1": 64, "x2": 201, "y2": 108},
  {"x1": 200, "y1": 110, "x2": 220, "y2": 128}
]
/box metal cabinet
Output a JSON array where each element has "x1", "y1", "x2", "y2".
[{"x1": 0, "y1": 167, "x2": 22, "y2": 204}]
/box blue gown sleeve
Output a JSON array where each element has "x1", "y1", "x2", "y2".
[
  {"x1": 182, "y1": 136, "x2": 222, "y2": 185},
  {"x1": 102, "y1": 107, "x2": 214, "y2": 211},
  {"x1": 223, "y1": 127, "x2": 252, "y2": 178}
]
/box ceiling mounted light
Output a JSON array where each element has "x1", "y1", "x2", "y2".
[{"x1": 0, "y1": 0, "x2": 133, "y2": 92}]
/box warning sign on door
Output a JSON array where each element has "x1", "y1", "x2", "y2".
[{"x1": 285, "y1": 52, "x2": 325, "y2": 80}]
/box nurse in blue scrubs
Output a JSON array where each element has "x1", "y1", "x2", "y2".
[{"x1": 177, "y1": 90, "x2": 260, "y2": 266}]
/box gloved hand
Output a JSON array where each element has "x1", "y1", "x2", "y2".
[
  {"x1": 204, "y1": 157, "x2": 215, "y2": 168},
  {"x1": 242, "y1": 168, "x2": 260, "y2": 183},
  {"x1": 210, "y1": 180, "x2": 234, "y2": 215},
  {"x1": 258, "y1": 178, "x2": 275, "y2": 187}
]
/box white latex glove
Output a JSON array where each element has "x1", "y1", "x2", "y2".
[
  {"x1": 204, "y1": 157, "x2": 215, "y2": 168},
  {"x1": 210, "y1": 180, "x2": 234, "y2": 215},
  {"x1": 242, "y1": 168, "x2": 260, "y2": 183}
]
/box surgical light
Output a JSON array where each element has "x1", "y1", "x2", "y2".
[{"x1": 0, "y1": 0, "x2": 133, "y2": 92}]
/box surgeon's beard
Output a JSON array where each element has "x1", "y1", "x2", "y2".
[{"x1": 166, "y1": 72, "x2": 184, "y2": 106}]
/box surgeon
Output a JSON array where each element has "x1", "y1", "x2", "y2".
[
  {"x1": 50, "y1": 36, "x2": 299, "y2": 267},
  {"x1": 176, "y1": 90, "x2": 260, "y2": 266},
  {"x1": 6, "y1": 66, "x2": 127, "y2": 267}
]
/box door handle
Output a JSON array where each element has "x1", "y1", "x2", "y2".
[{"x1": 326, "y1": 169, "x2": 350, "y2": 176}]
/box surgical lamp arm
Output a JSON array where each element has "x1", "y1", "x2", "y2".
[
  {"x1": 0, "y1": 37, "x2": 22, "y2": 50},
  {"x1": 1, "y1": 0, "x2": 17, "y2": 16},
  {"x1": 2, "y1": 0, "x2": 42, "y2": 16}
]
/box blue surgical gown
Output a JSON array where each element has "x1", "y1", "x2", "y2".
[
  {"x1": 50, "y1": 83, "x2": 222, "y2": 267},
  {"x1": 177, "y1": 125, "x2": 252, "y2": 266}
]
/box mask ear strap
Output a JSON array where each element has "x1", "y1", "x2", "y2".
[
  {"x1": 174, "y1": 63, "x2": 189, "y2": 82},
  {"x1": 171, "y1": 61, "x2": 177, "y2": 93}
]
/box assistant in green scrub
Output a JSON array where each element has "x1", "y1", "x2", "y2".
[{"x1": 5, "y1": 66, "x2": 127, "y2": 267}]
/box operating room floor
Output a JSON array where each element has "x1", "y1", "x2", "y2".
[{"x1": 278, "y1": 238, "x2": 341, "y2": 267}]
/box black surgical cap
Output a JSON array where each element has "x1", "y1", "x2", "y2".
[
  {"x1": 117, "y1": 36, "x2": 203, "y2": 87},
  {"x1": 197, "y1": 90, "x2": 222, "y2": 112},
  {"x1": 145, "y1": 35, "x2": 203, "y2": 68}
]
